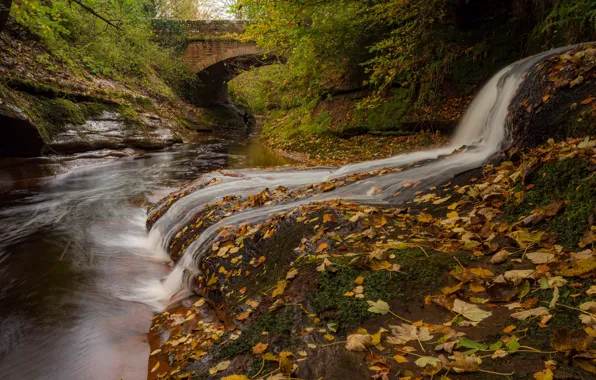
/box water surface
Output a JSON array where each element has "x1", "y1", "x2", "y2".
[{"x1": 0, "y1": 133, "x2": 289, "y2": 380}]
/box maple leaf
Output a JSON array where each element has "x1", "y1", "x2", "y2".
[
  {"x1": 346, "y1": 334, "x2": 372, "y2": 351},
  {"x1": 387, "y1": 323, "x2": 433, "y2": 345},
  {"x1": 441, "y1": 351, "x2": 481, "y2": 373},
  {"x1": 452, "y1": 299, "x2": 492, "y2": 323},
  {"x1": 367, "y1": 299, "x2": 390, "y2": 315}
]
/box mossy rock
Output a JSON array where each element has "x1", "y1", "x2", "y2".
[
  {"x1": 216, "y1": 308, "x2": 301, "y2": 359},
  {"x1": 311, "y1": 248, "x2": 453, "y2": 331},
  {"x1": 506, "y1": 158, "x2": 596, "y2": 247}
]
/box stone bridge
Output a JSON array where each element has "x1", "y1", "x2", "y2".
[{"x1": 156, "y1": 20, "x2": 279, "y2": 107}]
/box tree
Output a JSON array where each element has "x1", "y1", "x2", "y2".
[{"x1": 0, "y1": 0, "x2": 11, "y2": 32}]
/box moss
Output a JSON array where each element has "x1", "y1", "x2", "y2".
[
  {"x1": 115, "y1": 104, "x2": 143, "y2": 128},
  {"x1": 216, "y1": 308, "x2": 300, "y2": 359},
  {"x1": 312, "y1": 249, "x2": 453, "y2": 331},
  {"x1": 28, "y1": 97, "x2": 86, "y2": 139},
  {"x1": 312, "y1": 269, "x2": 396, "y2": 331},
  {"x1": 506, "y1": 159, "x2": 596, "y2": 247},
  {"x1": 567, "y1": 110, "x2": 596, "y2": 138},
  {"x1": 352, "y1": 88, "x2": 410, "y2": 132}
]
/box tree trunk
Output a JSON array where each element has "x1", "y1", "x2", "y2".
[{"x1": 0, "y1": 0, "x2": 11, "y2": 33}]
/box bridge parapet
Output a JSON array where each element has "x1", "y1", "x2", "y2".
[{"x1": 154, "y1": 19, "x2": 250, "y2": 40}]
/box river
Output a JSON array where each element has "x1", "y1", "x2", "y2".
[{"x1": 0, "y1": 132, "x2": 289, "y2": 380}]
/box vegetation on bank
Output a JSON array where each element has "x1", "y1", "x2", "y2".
[{"x1": 229, "y1": 0, "x2": 596, "y2": 148}]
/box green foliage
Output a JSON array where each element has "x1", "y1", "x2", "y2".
[
  {"x1": 524, "y1": 0, "x2": 596, "y2": 50},
  {"x1": 236, "y1": 0, "x2": 596, "y2": 121},
  {"x1": 352, "y1": 88, "x2": 410, "y2": 132},
  {"x1": 9, "y1": 0, "x2": 196, "y2": 98},
  {"x1": 507, "y1": 159, "x2": 596, "y2": 247}
]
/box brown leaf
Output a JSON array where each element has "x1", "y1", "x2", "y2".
[
  {"x1": 550, "y1": 327, "x2": 593, "y2": 352},
  {"x1": 561, "y1": 258, "x2": 596, "y2": 277},
  {"x1": 346, "y1": 334, "x2": 372, "y2": 351}
]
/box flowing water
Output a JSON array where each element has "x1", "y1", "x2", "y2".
[
  {"x1": 0, "y1": 45, "x2": 572, "y2": 380},
  {"x1": 146, "y1": 46, "x2": 574, "y2": 304},
  {"x1": 0, "y1": 133, "x2": 289, "y2": 380}
]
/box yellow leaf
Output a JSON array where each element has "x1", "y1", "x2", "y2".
[
  {"x1": 151, "y1": 362, "x2": 160, "y2": 373},
  {"x1": 354, "y1": 276, "x2": 365, "y2": 285},
  {"x1": 279, "y1": 351, "x2": 294, "y2": 375},
  {"x1": 447, "y1": 211, "x2": 459, "y2": 218},
  {"x1": 222, "y1": 376, "x2": 249, "y2": 380},
  {"x1": 323, "y1": 334, "x2": 335, "y2": 341},
  {"x1": 447, "y1": 202, "x2": 459, "y2": 210},
  {"x1": 418, "y1": 212, "x2": 434, "y2": 223},
  {"x1": 533, "y1": 368, "x2": 553, "y2": 380},
  {"x1": 236, "y1": 311, "x2": 251, "y2": 321},
  {"x1": 469, "y1": 268, "x2": 494, "y2": 278},
  {"x1": 207, "y1": 274, "x2": 218, "y2": 286},
  {"x1": 262, "y1": 352, "x2": 278, "y2": 361},
  {"x1": 394, "y1": 355, "x2": 409, "y2": 363},
  {"x1": 286, "y1": 268, "x2": 299, "y2": 280},
  {"x1": 272, "y1": 280, "x2": 287, "y2": 297}
]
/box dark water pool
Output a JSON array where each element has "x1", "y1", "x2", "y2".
[{"x1": 0, "y1": 133, "x2": 289, "y2": 380}]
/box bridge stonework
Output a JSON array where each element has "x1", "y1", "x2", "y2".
[{"x1": 156, "y1": 19, "x2": 277, "y2": 107}]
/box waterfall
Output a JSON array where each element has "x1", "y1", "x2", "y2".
[{"x1": 141, "y1": 45, "x2": 576, "y2": 308}]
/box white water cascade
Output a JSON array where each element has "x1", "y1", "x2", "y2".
[{"x1": 139, "y1": 45, "x2": 575, "y2": 309}]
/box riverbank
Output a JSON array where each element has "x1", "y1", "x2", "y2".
[
  {"x1": 144, "y1": 44, "x2": 596, "y2": 380},
  {"x1": 261, "y1": 129, "x2": 449, "y2": 166}
]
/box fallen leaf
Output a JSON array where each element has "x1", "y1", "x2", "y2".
[
  {"x1": 393, "y1": 354, "x2": 409, "y2": 363},
  {"x1": 504, "y1": 269, "x2": 536, "y2": 285},
  {"x1": 415, "y1": 356, "x2": 441, "y2": 367},
  {"x1": 387, "y1": 323, "x2": 434, "y2": 345},
  {"x1": 511, "y1": 307, "x2": 549, "y2": 321},
  {"x1": 562, "y1": 258, "x2": 596, "y2": 277},
  {"x1": 551, "y1": 327, "x2": 593, "y2": 352},
  {"x1": 278, "y1": 351, "x2": 294, "y2": 375},
  {"x1": 316, "y1": 243, "x2": 328, "y2": 253},
  {"x1": 316, "y1": 258, "x2": 335, "y2": 272},
  {"x1": 223, "y1": 376, "x2": 249, "y2": 380},
  {"x1": 526, "y1": 252, "x2": 556, "y2": 264},
  {"x1": 367, "y1": 299, "x2": 390, "y2": 315},
  {"x1": 151, "y1": 362, "x2": 160, "y2": 373},
  {"x1": 346, "y1": 334, "x2": 372, "y2": 351},
  {"x1": 208, "y1": 360, "x2": 231, "y2": 375},
  {"x1": 252, "y1": 343, "x2": 268, "y2": 355},
  {"x1": 490, "y1": 249, "x2": 510, "y2": 264},
  {"x1": 452, "y1": 299, "x2": 492, "y2": 322},
  {"x1": 286, "y1": 268, "x2": 299, "y2": 279},
  {"x1": 443, "y1": 351, "x2": 481, "y2": 373},
  {"x1": 272, "y1": 280, "x2": 287, "y2": 297}
]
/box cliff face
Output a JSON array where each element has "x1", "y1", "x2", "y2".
[{"x1": 0, "y1": 24, "x2": 215, "y2": 159}]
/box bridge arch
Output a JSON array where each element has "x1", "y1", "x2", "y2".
[{"x1": 182, "y1": 36, "x2": 279, "y2": 107}]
